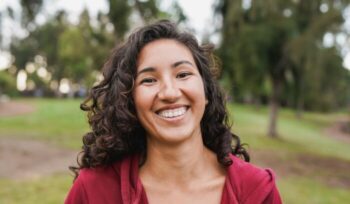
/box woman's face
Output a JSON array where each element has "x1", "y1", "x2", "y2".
[{"x1": 133, "y1": 39, "x2": 206, "y2": 145}]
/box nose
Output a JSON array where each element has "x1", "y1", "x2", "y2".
[{"x1": 158, "y1": 80, "x2": 181, "y2": 102}]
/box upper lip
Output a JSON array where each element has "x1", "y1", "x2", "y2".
[{"x1": 155, "y1": 104, "x2": 189, "y2": 113}]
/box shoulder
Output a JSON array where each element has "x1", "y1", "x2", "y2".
[
  {"x1": 227, "y1": 154, "x2": 276, "y2": 184},
  {"x1": 226, "y1": 154, "x2": 281, "y2": 203},
  {"x1": 77, "y1": 163, "x2": 121, "y2": 186},
  {"x1": 64, "y1": 159, "x2": 125, "y2": 204}
]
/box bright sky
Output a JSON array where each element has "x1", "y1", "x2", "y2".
[
  {"x1": 0, "y1": 0, "x2": 350, "y2": 70},
  {"x1": 41, "y1": 0, "x2": 216, "y2": 39}
]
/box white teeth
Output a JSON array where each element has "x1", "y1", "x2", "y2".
[{"x1": 158, "y1": 107, "x2": 187, "y2": 118}]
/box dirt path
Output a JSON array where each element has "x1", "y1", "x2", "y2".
[
  {"x1": 0, "y1": 138, "x2": 77, "y2": 180},
  {"x1": 0, "y1": 101, "x2": 78, "y2": 180},
  {"x1": 251, "y1": 149, "x2": 350, "y2": 189},
  {"x1": 325, "y1": 116, "x2": 350, "y2": 143},
  {"x1": 251, "y1": 117, "x2": 350, "y2": 189},
  {"x1": 0, "y1": 101, "x2": 35, "y2": 117}
]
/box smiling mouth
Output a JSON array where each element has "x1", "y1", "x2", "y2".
[{"x1": 156, "y1": 106, "x2": 188, "y2": 119}]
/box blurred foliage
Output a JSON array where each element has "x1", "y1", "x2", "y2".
[
  {"x1": 6, "y1": 0, "x2": 187, "y2": 96},
  {"x1": 10, "y1": 11, "x2": 68, "y2": 82},
  {"x1": 107, "y1": 0, "x2": 132, "y2": 40},
  {"x1": 2, "y1": 0, "x2": 350, "y2": 133},
  {"x1": 107, "y1": 0, "x2": 169, "y2": 41},
  {"x1": 215, "y1": 0, "x2": 350, "y2": 136},
  {"x1": 0, "y1": 71, "x2": 17, "y2": 97},
  {"x1": 19, "y1": 0, "x2": 43, "y2": 27},
  {"x1": 58, "y1": 10, "x2": 97, "y2": 85}
]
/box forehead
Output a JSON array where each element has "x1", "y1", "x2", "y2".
[{"x1": 137, "y1": 39, "x2": 195, "y2": 67}]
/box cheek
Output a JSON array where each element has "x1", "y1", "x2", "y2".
[
  {"x1": 133, "y1": 87, "x2": 154, "y2": 115},
  {"x1": 187, "y1": 79, "x2": 206, "y2": 101}
]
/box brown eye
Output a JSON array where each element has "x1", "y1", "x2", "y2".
[
  {"x1": 141, "y1": 78, "x2": 157, "y2": 84},
  {"x1": 177, "y1": 72, "x2": 192, "y2": 79}
]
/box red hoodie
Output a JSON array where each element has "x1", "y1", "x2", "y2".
[{"x1": 65, "y1": 154, "x2": 282, "y2": 204}]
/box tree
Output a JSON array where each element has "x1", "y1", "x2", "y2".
[
  {"x1": 8, "y1": 0, "x2": 188, "y2": 96},
  {"x1": 302, "y1": 47, "x2": 350, "y2": 111},
  {"x1": 215, "y1": 0, "x2": 350, "y2": 137},
  {"x1": 20, "y1": 0, "x2": 43, "y2": 27},
  {"x1": 0, "y1": 70, "x2": 17, "y2": 96},
  {"x1": 107, "y1": 0, "x2": 165, "y2": 41},
  {"x1": 10, "y1": 11, "x2": 68, "y2": 78},
  {"x1": 286, "y1": 0, "x2": 347, "y2": 115},
  {"x1": 107, "y1": 0, "x2": 131, "y2": 41},
  {"x1": 57, "y1": 9, "x2": 112, "y2": 86}
]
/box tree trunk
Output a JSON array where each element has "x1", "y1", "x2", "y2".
[
  {"x1": 295, "y1": 75, "x2": 304, "y2": 119},
  {"x1": 296, "y1": 97, "x2": 304, "y2": 119},
  {"x1": 268, "y1": 78, "x2": 282, "y2": 138}
]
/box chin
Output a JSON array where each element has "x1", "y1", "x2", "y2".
[{"x1": 155, "y1": 126, "x2": 199, "y2": 145}]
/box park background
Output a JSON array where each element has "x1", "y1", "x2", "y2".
[{"x1": 1, "y1": 0, "x2": 350, "y2": 203}]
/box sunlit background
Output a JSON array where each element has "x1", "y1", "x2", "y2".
[{"x1": 0, "y1": 0, "x2": 350, "y2": 203}]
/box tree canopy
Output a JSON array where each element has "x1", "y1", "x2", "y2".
[{"x1": 215, "y1": 0, "x2": 350, "y2": 136}]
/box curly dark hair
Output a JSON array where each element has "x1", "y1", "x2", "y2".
[{"x1": 71, "y1": 20, "x2": 249, "y2": 176}]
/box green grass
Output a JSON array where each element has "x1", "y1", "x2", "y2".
[
  {"x1": 0, "y1": 173, "x2": 72, "y2": 204},
  {"x1": 228, "y1": 104, "x2": 350, "y2": 203},
  {"x1": 0, "y1": 99, "x2": 88, "y2": 149},
  {"x1": 278, "y1": 177, "x2": 350, "y2": 204},
  {"x1": 1, "y1": 99, "x2": 350, "y2": 203},
  {"x1": 229, "y1": 104, "x2": 350, "y2": 161}
]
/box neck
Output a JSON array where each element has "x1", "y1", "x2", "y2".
[{"x1": 139, "y1": 130, "x2": 223, "y2": 188}]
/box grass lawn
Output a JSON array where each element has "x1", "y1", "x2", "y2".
[
  {"x1": 229, "y1": 104, "x2": 350, "y2": 161},
  {"x1": 0, "y1": 173, "x2": 72, "y2": 204},
  {"x1": 0, "y1": 99, "x2": 349, "y2": 204},
  {"x1": 0, "y1": 98, "x2": 88, "y2": 149}
]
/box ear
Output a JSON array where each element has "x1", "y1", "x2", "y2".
[{"x1": 205, "y1": 99, "x2": 209, "y2": 105}]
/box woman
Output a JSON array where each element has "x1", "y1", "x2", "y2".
[{"x1": 65, "y1": 20, "x2": 282, "y2": 204}]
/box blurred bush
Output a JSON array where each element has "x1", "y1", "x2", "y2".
[{"x1": 0, "y1": 71, "x2": 18, "y2": 97}]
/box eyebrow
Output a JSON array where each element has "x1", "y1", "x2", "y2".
[
  {"x1": 137, "y1": 60, "x2": 194, "y2": 76},
  {"x1": 172, "y1": 60, "x2": 194, "y2": 68}
]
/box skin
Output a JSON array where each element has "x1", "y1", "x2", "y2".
[{"x1": 133, "y1": 39, "x2": 226, "y2": 204}]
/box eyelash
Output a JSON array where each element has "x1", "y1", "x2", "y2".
[
  {"x1": 177, "y1": 72, "x2": 192, "y2": 79},
  {"x1": 140, "y1": 78, "x2": 156, "y2": 84},
  {"x1": 139, "y1": 72, "x2": 193, "y2": 85}
]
